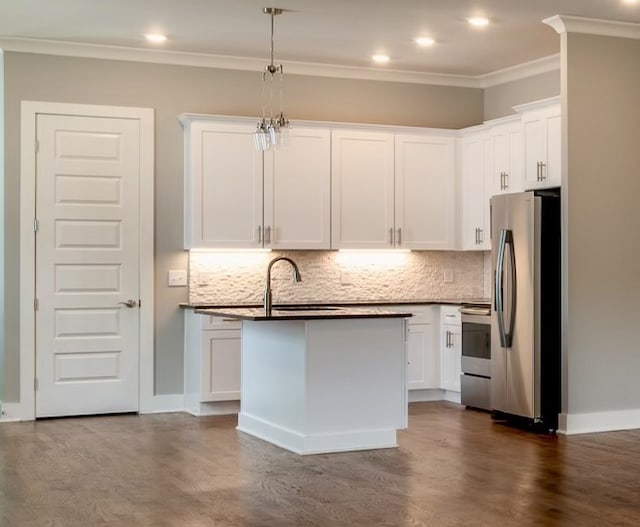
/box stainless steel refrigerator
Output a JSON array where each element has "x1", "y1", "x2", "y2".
[{"x1": 490, "y1": 190, "x2": 561, "y2": 431}]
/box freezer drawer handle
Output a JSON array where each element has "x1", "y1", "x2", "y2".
[{"x1": 495, "y1": 228, "x2": 516, "y2": 348}]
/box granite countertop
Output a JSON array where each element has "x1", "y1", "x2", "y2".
[
  {"x1": 194, "y1": 306, "x2": 413, "y2": 321},
  {"x1": 182, "y1": 298, "x2": 491, "y2": 309}
]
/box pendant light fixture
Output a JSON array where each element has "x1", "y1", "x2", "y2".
[{"x1": 254, "y1": 7, "x2": 291, "y2": 151}]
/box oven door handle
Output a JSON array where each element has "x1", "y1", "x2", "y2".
[{"x1": 495, "y1": 229, "x2": 515, "y2": 348}]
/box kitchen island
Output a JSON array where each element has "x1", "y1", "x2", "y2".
[{"x1": 195, "y1": 306, "x2": 412, "y2": 455}]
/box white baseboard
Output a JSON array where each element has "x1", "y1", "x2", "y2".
[
  {"x1": 0, "y1": 402, "x2": 23, "y2": 422},
  {"x1": 184, "y1": 399, "x2": 240, "y2": 416},
  {"x1": 237, "y1": 412, "x2": 398, "y2": 455},
  {"x1": 558, "y1": 408, "x2": 640, "y2": 435},
  {"x1": 408, "y1": 389, "x2": 446, "y2": 402},
  {"x1": 143, "y1": 394, "x2": 185, "y2": 414},
  {"x1": 408, "y1": 389, "x2": 462, "y2": 404}
]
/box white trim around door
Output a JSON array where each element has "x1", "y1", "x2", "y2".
[{"x1": 19, "y1": 101, "x2": 155, "y2": 420}]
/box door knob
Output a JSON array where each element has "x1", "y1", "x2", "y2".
[{"x1": 118, "y1": 299, "x2": 137, "y2": 308}]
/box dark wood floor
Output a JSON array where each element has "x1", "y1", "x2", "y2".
[{"x1": 1, "y1": 402, "x2": 639, "y2": 526}]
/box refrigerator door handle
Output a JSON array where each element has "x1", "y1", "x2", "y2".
[{"x1": 495, "y1": 229, "x2": 516, "y2": 348}]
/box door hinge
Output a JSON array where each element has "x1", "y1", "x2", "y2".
[
  {"x1": 34, "y1": 218, "x2": 39, "y2": 232},
  {"x1": 34, "y1": 298, "x2": 39, "y2": 311},
  {"x1": 34, "y1": 378, "x2": 38, "y2": 391},
  {"x1": 35, "y1": 140, "x2": 40, "y2": 154}
]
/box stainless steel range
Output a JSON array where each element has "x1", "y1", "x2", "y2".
[{"x1": 460, "y1": 303, "x2": 491, "y2": 411}]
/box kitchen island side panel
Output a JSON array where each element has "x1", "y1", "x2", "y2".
[
  {"x1": 305, "y1": 318, "x2": 407, "y2": 434},
  {"x1": 240, "y1": 320, "x2": 308, "y2": 433}
]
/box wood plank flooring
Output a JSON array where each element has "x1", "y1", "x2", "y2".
[{"x1": 1, "y1": 402, "x2": 639, "y2": 526}]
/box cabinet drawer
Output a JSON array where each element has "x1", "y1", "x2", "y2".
[
  {"x1": 383, "y1": 305, "x2": 436, "y2": 324},
  {"x1": 440, "y1": 305, "x2": 461, "y2": 325},
  {"x1": 200, "y1": 315, "x2": 242, "y2": 331}
]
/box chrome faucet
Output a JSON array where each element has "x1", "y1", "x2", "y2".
[{"x1": 264, "y1": 256, "x2": 302, "y2": 316}]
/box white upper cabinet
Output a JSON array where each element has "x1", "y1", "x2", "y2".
[
  {"x1": 491, "y1": 119, "x2": 523, "y2": 195},
  {"x1": 264, "y1": 127, "x2": 331, "y2": 249},
  {"x1": 395, "y1": 134, "x2": 456, "y2": 250},
  {"x1": 183, "y1": 120, "x2": 263, "y2": 249},
  {"x1": 460, "y1": 130, "x2": 492, "y2": 250},
  {"x1": 331, "y1": 129, "x2": 456, "y2": 250},
  {"x1": 181, "y1": 117, "x2": 330, "y2": 249},
  {"x1": 331, "y1": 129, "x2": 395, "y2": 249},
  {"x1": 516, "y1": 97, "x2": 561, "y2": 190}
]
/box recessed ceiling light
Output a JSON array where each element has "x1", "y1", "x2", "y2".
[
  {"x1": 372, "y1": 54, "x2": 390, "y2": 64},
  {"x1": 145, "y1": 33, "x2": 167, "y2": 44},
  {"x1": 415, "y1": 37, "x2": 436, "y2": 47},
  {"x1": 622, "y1": 0, "x2": 638, "y2": 4},
  {"x1": 467, "y1": 17, "x2": 490, "y2": 27}
]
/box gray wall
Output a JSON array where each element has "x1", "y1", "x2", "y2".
[
  {"x1": 2, "y1": 51, "x2": 484, "y2": 401},
  {"x1": 564, "y1": 33, "x2": 640, "y2": 415},
  {"x1": 484, "y1": 69, "x2": 560, "y2": 120}
]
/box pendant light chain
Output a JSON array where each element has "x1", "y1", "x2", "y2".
[{"x1": 254, "y1": 7, "x2": 291, "y2": 151}]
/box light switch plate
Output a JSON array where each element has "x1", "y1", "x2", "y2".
[
  {"x1": 443, "y1": 269, "x2": 454, "y2": 283},
  {"x1": 168, "y1": 269, "x2": 188, "y2": 287}
]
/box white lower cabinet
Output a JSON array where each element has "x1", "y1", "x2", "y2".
[
  {"x1": 184, "y1": 311, "x2": 241, "y2": 415},
  {"x1": 440, "y1": 306, "x2": 462, "y2": 393},
  {"x1": 404, "y1": 307, "x2": 439, "y2": 390}
]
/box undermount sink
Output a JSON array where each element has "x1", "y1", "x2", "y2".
[{"x1": 273, "y1": 305, "x2": 339, "y2": 312}]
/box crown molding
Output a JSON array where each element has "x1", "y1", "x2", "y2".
[
  {"x1": 0, "y1": 36, "x2": 560, "y2": 89},
  {"x1": 477, "y1": 53, "x2": 560, "y2": 88},
  {"x1": 544, "y1": 15, "x2": 640, "y2": 39}
]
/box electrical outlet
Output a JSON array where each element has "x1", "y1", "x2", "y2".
[
  {"x1": 168, "y1": 269, "x2": 188, "y2": 287},
  {"x1": 443, "y1": 269, "x2": 454, "y2": 283}
]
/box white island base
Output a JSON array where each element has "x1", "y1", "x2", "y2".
[{"x1": 237, "y1": 317, "x2": 408, "y2": 455}]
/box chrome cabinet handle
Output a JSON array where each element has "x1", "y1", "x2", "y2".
[
  {"x1": 390, "y1": 227, "x2": 394, "y2": 246},
  {"x1": 501, "y1": 172, "x2": 508, "y2": 190},
  {"x1": 118, "y1": 299, "x2": 137, "y2": 308},
  {"x1": 257, "y1": 226, "x2": 262, "y2": 245},
  {"x1": 474, "y1": 228, "x2": 478, "y2": 245},
  {"x1": 265, "y1": 225, "x2": 272, "y2": 244},
  {"x1": 539, "y1": 162, "x2": 547, "y2": 181},
  {"x1": 397, "y1": 228, "x2": 402, "y2": 246}
]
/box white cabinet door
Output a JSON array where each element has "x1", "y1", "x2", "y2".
[
  {"x1": 407, "y1": 323, "x2": 440, "y2": 390},
  {"x1": 441, "y1": 324, "x2": 461, "y2": 392},
  {"x1": 331, "y1": 129, "x2": 395, "y2": 248},
  {"x1": 185, "y1": 121, "x2": 263, "y2": 248},
  {"x1": 492, "y1": 121, "x2": 523, "y2": 195},
  {"x1": 201, "y1": 329, "x2": 241, "y2": 401},
  {"x1": 522, "y1": 103, "x2": 561, "y2": 189},
  {"x1": 440, "y1": 306, "x2": 461, "y2": 393},
  {"x1": 264, "y1": 127, "x2": 331, "y2": 249},
  {"x1": 395, "y1": 134, "x2": 456, "y2": 250},
  {"x1": 460, "y1": 131, "x2": 492, "y2": 250}
]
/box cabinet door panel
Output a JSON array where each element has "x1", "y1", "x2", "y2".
[
  {"x1": 395, "y1": 135, "x2": 455, "y2": 250},
  {"x1": 331, "y1": 130, "x2": 394, "y2": 248},
  {"x1": 201, "y1": 329, "x2": 241, "y2": 402},
  {"x1": 407, "y1": 323, "x2": 439, "y2": 390},
  {"x1": 189, "y1": 122, "x2": 263, "y2": 248},
  {"x1": 441, "y1": 325, "x2": 461, "y2": 393},
  {"x1": 264, "y1": 127, "x2": 331, "y2": 249},
  {"x1": 461, "y1": 133, "x2": 491, "y2": 250}
]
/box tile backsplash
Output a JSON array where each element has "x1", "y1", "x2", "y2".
[{"x1": 189, "y1": 250, "x2": 488, "y2": 304}]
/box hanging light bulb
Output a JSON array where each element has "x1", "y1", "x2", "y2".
[{"x1": 255, "y1": 7, "x2": 291, "y2": 151}]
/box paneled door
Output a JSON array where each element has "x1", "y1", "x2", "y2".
[{"x1": 35, "y1": 114, "x2": 141, "y2": 417}]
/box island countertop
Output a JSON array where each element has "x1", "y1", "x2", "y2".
[{"x1": 194, "y1": 305, "x2": 413, "y2": 321}]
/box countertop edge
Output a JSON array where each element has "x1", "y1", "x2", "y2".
[
  {"x1": 194, "y1": 307, "x2": 413, "y2": 321},
  {"x1": 181, "y1": 298, "x2": 490, "y2": 309}
]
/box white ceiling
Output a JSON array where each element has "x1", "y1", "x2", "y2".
[{"x1": 1, "y1": 0, "x2": 640, "y2": 79}]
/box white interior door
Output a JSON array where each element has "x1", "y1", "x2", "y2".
[{"x1": 35, "y1": 113, "x2": 141, "y2": 417}]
